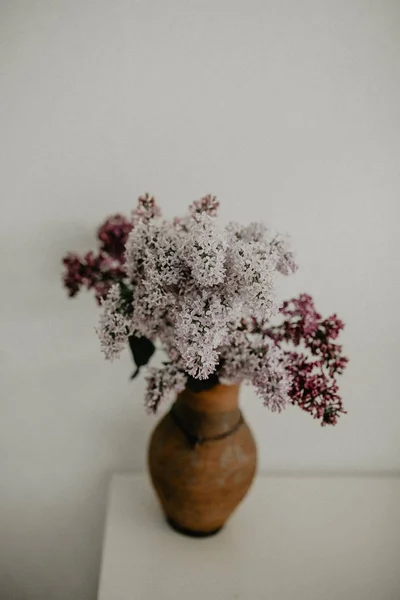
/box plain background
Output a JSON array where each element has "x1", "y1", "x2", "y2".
[{"x1": 1, "y1": 0, "x2": 399, "y2": 598}]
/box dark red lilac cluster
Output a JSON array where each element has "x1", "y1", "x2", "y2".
[
  {"x1": 62, "y1": 214, "x2": 131, "y2": 303},
  {"x1": 97, "y1": 214, "x2": 133, "y2": 258},
  {"x1": 266, "y1": 294, "x2": 348, "y2": 425}
]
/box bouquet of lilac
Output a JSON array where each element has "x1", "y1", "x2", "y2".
[{"x1": 62, "y1": 195, "x2": 348, "y2": 425}]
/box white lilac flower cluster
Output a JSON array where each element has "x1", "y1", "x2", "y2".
[
  {"x1": 97, "y1": 194, "x2": 297, "y2": 412},
  {"x1": 218, "y1": 320, "x2": 292, "y2": 412},
  {"x1": 96, "y1": 284, "x2": 135, "y2": 360}
]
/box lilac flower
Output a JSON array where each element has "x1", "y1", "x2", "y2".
[
  {"x1": 266, "y1": 295, "x2": 348, "y2": 425},
  {"x1": 182, "y1": 214, "x2": 227, "y2": 287},
  {"x1": 251, "y1": 347, "x2": 292, "y2": 412},
  {"x1": 174, "y1": 295, "x2": 229, "y2": 379},
  {"x1": 218, "y1": 320, "x2": 292, "y2": 411},
  {"x1": 101, "y1": 194, "x2": 299, "y2": 386},
  {"x1": 63, "y1": 194, "x2": 348, "y2": 425},
  {"x1": 189, "y1": 194, "x2": 219, "y2": 217},
  {"x1": 145, "y1": 362, "x2": 187, "y2": 413},
  {"x1": 97, "y1": 214, "x2": 132, "y2": 259},
  {"x1": 62, "y1": 251, "x2": 125, "y2": 303},
  {"x1": 132, "y1": 193, "x2": 161, "y2": 225},
  {"x1": 121, "y1": 195, "x2": 297, "y2": 379},
  {"x1": 96, "y1": 284, "x2": 135, "y2": 360},
  {"x1": 270, "y1": 235, "x2": 298, "y2": 276}
]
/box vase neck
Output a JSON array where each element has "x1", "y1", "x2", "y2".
[
  {"x1": 177, "y1": 383, "x2": 240, "y2": 414},
  {"x1": 172, "y1": 384, "x2": 241, "y2": 440}
]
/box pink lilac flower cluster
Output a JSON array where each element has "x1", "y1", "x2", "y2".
[
  {"x1": 62, "y1": 195, "x2": 348, "y2": 425},
  {"x1": 266, "y1": 295, "x2": 348, "y2": 425}
]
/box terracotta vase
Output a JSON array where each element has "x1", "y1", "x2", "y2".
[{"x1": 148, "y1": 383, "x2": 257, "y2": 537}]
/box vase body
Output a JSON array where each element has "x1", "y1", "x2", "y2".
[{"x1": 148, "y1": 384, "x2": 257, "y2": 536}]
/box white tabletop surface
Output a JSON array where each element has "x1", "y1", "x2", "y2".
[{"x1": 97, "y1": 473, "x2": 400, "y2": 600}]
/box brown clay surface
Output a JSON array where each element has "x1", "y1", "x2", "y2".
[{"x1": 148, "y1": 384, "x2": 257, "y2": 534}]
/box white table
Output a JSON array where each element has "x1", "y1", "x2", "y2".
[{"x1": 97, "y1": 473, "x2": 400, "y2": 600}]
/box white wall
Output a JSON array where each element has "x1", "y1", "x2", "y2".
[{"x1": 1, "y1": 1, "x2": 399, "y2": 598}]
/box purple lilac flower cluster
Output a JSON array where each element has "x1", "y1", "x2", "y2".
[
  {"x1": 266, "y1": 295, "x2": 348, "y2": 425},
  {"x1": 62, "y1": 195, "x2": 348, "y2": 425},
  {"x1": 62, "y1": 214, "x2": 132, "y2": 303}
]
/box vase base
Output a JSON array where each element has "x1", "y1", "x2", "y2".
[{"x1": 166, "y1": 516, "x2": 222, "y2": 538}]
